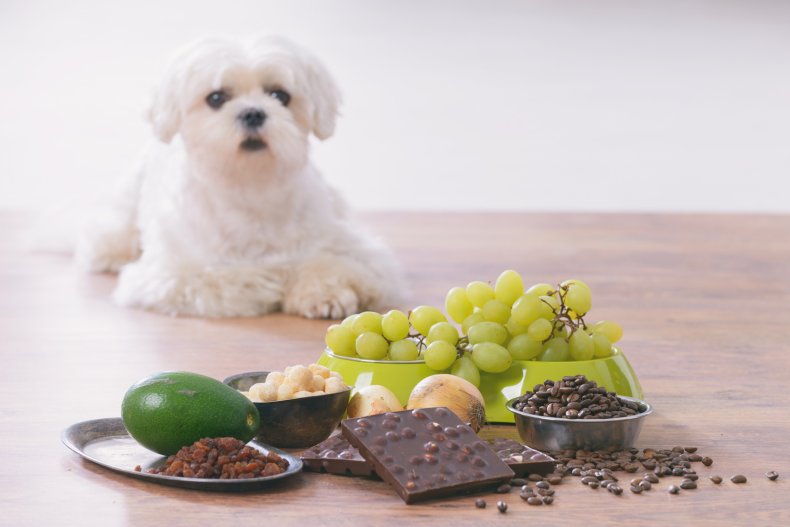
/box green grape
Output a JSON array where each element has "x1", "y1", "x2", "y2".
[
  {"x1": 466, "y1": 281, "x2": 496, "y2": 308},
  {"x1": 507, "y1": 333, "x2": 543, "y2": 360},
  {"x1": 467, "y1": 321, "x2": 508, "y2": 345},
  {"x1": 592, "y1": 333, "x2": 614, "y2": 358},
  {"x1": 561, "y1": 279, "x2": 592, "y2": 316},
  {"x1": 340, "y1": 314, "x2": 357, "y2": 329},
  {"x1": 511, "y1": 294, "x2": 544, "y2": 326},
  {"x1": 461, "y1": 311, "x2": 486, "y2": 335},
  {"x1": 424, "y1": 341, "x2": 458, "y2": 370},
  {"x1": 552, "y1": 323, "x2": 568, "y2": 339},
  {"x1": 451, "y1": 355, "x2": 481, "y2": 387},
  {"x1": 381, "y1": 309, "x2": 409, "y2": 341},
  {"x1": 426, "y1": 321, "x2": 459, "y2": 346},
  {"x1": 592, "y1": 320, "x2": 623, "y2": 343},
  {"x1": 569, "y1": 330, "x2": 594, "y2": 361},
  {"x1": 325, "y1": 324, "x2": 356, "y2": 356},
  {"x1": 445, "y1": 287, "x2": 474, "y2": 324},
  {"x1": 538, "y1": 338, "x2": 570, "y2": 361},
  {"x1": 409, "y1": 305, "x2": 446, "y2": 336},
  {"x1": 526, "y1": 283, "x2": 554, "y2": 297},
  {"x1": 538, "y1": 295, "x2": 560, "y2": 318},
  {"x1": 505, "y1": 316, "x2": 530, "y2": 336},
  {"x1": 389, "y1": 338, "x2": 419, "y2": 361},
  {"x1": 527, "y1": 318, "x2": 553, "y2": 342},
  {"x1": 481, "y1": 299, "x2": 511, "y2": 325},
  {"x1": 351, "y1": 311, "x2": 383, "y2": 336},
  {"x1": 471, "y1": 342, "x2": 513, "y2": 373},
  {"x1": 494, "y1": 269, "x2": 524, "y2": 305},
  {"x1": 355, "y1": 332, "x2": 389, "y2": 360}
]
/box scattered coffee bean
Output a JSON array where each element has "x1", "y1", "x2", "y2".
[
  {"x1": 543, "y1": 496, "x2": 554, "y2": 505},
  {"x1": 730, "y1": 475, "x2": 747, "y2": 484},
  {"x1": 766, "y1": 471, "x2": 779, "y2": 481},
  {"x1": 526, "y1": 496, "x2": 543, "y2": 506},
  {"x1": 528, "y1": 473, "x2": 543, "y2": 482},
  {"x1": 630, "y1": 478, "x2": 643, "y2": 487},
  {"x1": 547, "y1": 476, "x2": 563, "y2": 485},
  {"x1": 702, "y1": 457, "x2": 713, "y2": 466},
  {"x1": 639, "y1": 480, "x2": 652, "y2": 491},
  {"x1": 475, "y1": 498, "x2": 486, "y2": 509},
  {"x1": 630, "y1": 485, "x2": 642, "y2": 494},
  {"x1": 497, "y1": 500, "x2": 507, "y2": 513},
  {"x1": 510, "y1": 478, "x2": 528, "y2": 487},
  {"x1": 607, "y1": 485, "x2": 623, "y2": 495},
  {"x1": 536, "y1": 480, "x2": 550, "y2": 489},
  {"x1": 668, "y1": 485, "x2": 680, "y2": 494},
  {"x1": 643, "y1": 473, "x2": 659, "y2": 484},
  {"x1": 710, "y1": 475, "x2": 722, "y2": 484},
  {"x1": 684, "y1": 447, "x2": 698, "y2": 453},
  {"x1": 679, "y1": 479, "x2": 697, "y2": 490},
  {"x1": 684, "y1": 473, "x2": 699, "y2": 481},
  {"x1": 495, "y1": 484, "x2": 511, "y2": 494}
]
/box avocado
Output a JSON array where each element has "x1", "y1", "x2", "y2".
[{"x1": 121, "y1": 371, "x2": 260, "y2": 455}]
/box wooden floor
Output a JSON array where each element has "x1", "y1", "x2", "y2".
[{"x1": 1, "y1": 211, "x2": 788, "y2": 526}]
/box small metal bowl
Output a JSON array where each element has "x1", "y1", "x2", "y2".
[
  {"x1": 224, "y1": 371, "x2": 351, "y2": 449},
  {"x1": 506, "y1": 395, "x2": 652, "y2": 451}
]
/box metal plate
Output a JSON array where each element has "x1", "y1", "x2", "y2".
[{"x1": 62, "y1": 417, "x2": 303, "y2": 491}]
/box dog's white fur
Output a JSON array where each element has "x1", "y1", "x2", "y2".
[{"x1": 76, "y1": 36, "x2": 400, "y2": 318}]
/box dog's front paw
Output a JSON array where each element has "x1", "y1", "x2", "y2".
[{"x1": 284, "y1": 283, "x2": 359, "y2": 320}]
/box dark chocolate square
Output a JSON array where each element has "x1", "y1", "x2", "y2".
[
  {"x1": 486, "y1": 438, "x2": 556, "y2": 476},
  {"x1": 341, "y1": 407, "x2": 515, "y2": 504},
  {"x1": 301, "y1": 434, "x2": 375, "y2": 477}
]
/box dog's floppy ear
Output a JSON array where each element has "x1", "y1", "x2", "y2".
[
  {"x1": 146, "y1": 65, "x2": 182, "y2": 144},
  {"x1": 301, "y1": 53, "x2": 342, "y2": 140}
]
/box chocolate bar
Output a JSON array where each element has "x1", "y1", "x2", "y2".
[
  {"x1": 487, "y1": 438, "x2": 556, "y2": 477},
  {"x1": 341, "y1": 407, "x2": 514, "y2": 504},
  {"x1": 301, "y1": 434, "x2": 375, "y2": 476}
]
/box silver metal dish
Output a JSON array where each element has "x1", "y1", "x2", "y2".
[
  {"x1": 62, "y1": 417, "x2": 303, "y2": 491},
  {"x1": 506, "y1": 395, "x2": 652, "y2": 451}
]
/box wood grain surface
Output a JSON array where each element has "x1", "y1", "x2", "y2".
[{"x1": 1, "y1": 211, "x2": 788, "y2": 526}]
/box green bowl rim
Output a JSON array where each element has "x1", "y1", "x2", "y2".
[
  {"x1": 506, "y1": 394, "x2": 652, "y2": 423},
  {"x1": 323, "y1": 348, "x2": 427, "y2": 365},
  {"x1": 323, "y1": 346, "x2": 625, "y2": 365}
]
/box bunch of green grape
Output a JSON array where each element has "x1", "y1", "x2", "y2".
[{"x1": 324, "y1": 270, "x2": 623, "y2": 387}]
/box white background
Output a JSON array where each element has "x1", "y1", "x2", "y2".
[{"x1": 1, "y1": 0, "x2": 788, "y2": 213}]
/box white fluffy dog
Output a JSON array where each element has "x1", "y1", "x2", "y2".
[{"x1": 76, "y1": 36, "x2": 400, "y2": 319}]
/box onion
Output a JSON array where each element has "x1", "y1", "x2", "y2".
[
  {"x1": 406, "y1": 374, "x2": 486, "y2": 432},
  {"x1": 347, "y1": 385, "x2": 404, "y2": 418}
]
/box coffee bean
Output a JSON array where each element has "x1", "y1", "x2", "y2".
[
  {"x1": 639, "y1": 480, "x2": 652, "y2": 491},
  {"x1": 496, "y1": 501, "x2": 507, "y2": 513},
  {"x1": 766, "y1": 471, "x2": 779, "y2": 481},
  {"x1": 629, "y1": 485, "x2": 642, "y2": 494},
  {"x1": 536, "y1": 481, "x2": 550, "y2": 489},
  {"x1": 588, "y1": 481, "x2": 600, "y2": 489},
  {"x1": 630, "y1": 478, "x2": 643, "y2": 487},
  {"x1": 623, "y1": 463, "x2": 639, "y2": 473},
  {"x1": 538, "y1": 488, "x2": 555, "y2": 497},
  {"x1": 730, "y1": 475, "x2": 747, "y2": 484},
  {"x1": 526, "y1": 496, "x2": 543, "y2": 506},
  {"x1": 710, "y1": 475, "x2": 722, "y2": 484},
  {"x1": 608, "y1": 485, "x2": 623, "y2": 495},
  {"x1": 528, "y1": 473, "x2": 543, "y2": 482},
  {"x1": 684, "y1": 447, "x2": 698, "y2": 453},
  {"x1": 495, "y1": 484, "x2": 511, "y2": 494},
  {"x1": 680, "y1": 479, "x2": 697, "y2": 490},
  {"x1": 510, "y1": 478, "x2": 528, "y2": 487},
  {"x1": 581, "y1": 476, "x2": 598, "y2": 485},
  {"x1": 668, "y1": 485, "x2": 680, "y2": 494},
  {"x1": 643, "y1": 473, "x2": 659, "y2": 484},
  {"x1": 701, "y1": 457, "x2": 713, "y2": 466},
  {"x1": 474, "y1": 498, "x2": 486, "y2": 509},
  {"x1": 547, "y1": 476, "x2": 563, "y2": 485},
  {"x1": 542, "y1": 496, "x2": 554, "y2": 505},
  {"x1": 684, "y1": 473, "x2": 699, "y2": 481}
]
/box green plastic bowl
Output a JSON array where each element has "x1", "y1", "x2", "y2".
[{"x1": 317, "y1": 348, "x2": 643, "y2": 424}]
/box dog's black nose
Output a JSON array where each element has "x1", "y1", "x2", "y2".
[{"x1": 238, "y1": 108, "x2": 266, "y2": 129}]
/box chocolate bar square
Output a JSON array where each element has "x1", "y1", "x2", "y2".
[
  {"x1": 487, "y1": 438, "x2": 556, "y2": 476},
  {"x1": 301, "y1": 434, "x2": 375, "y2": 477},
  {"x1": 341, "y1": 407, "x2": 514, "y2": 504}
]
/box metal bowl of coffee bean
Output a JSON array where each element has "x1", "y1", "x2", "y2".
[{"x1": 506, "y1": 375, "x2": 652, "y2": 451}]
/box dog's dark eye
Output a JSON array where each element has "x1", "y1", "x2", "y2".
[
  {"x1": 206, "y1": 90, "x2": 230, "y2": 109},
  {"x1": 268, "y1": 89, "x2": 291, "y2": 107}
]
